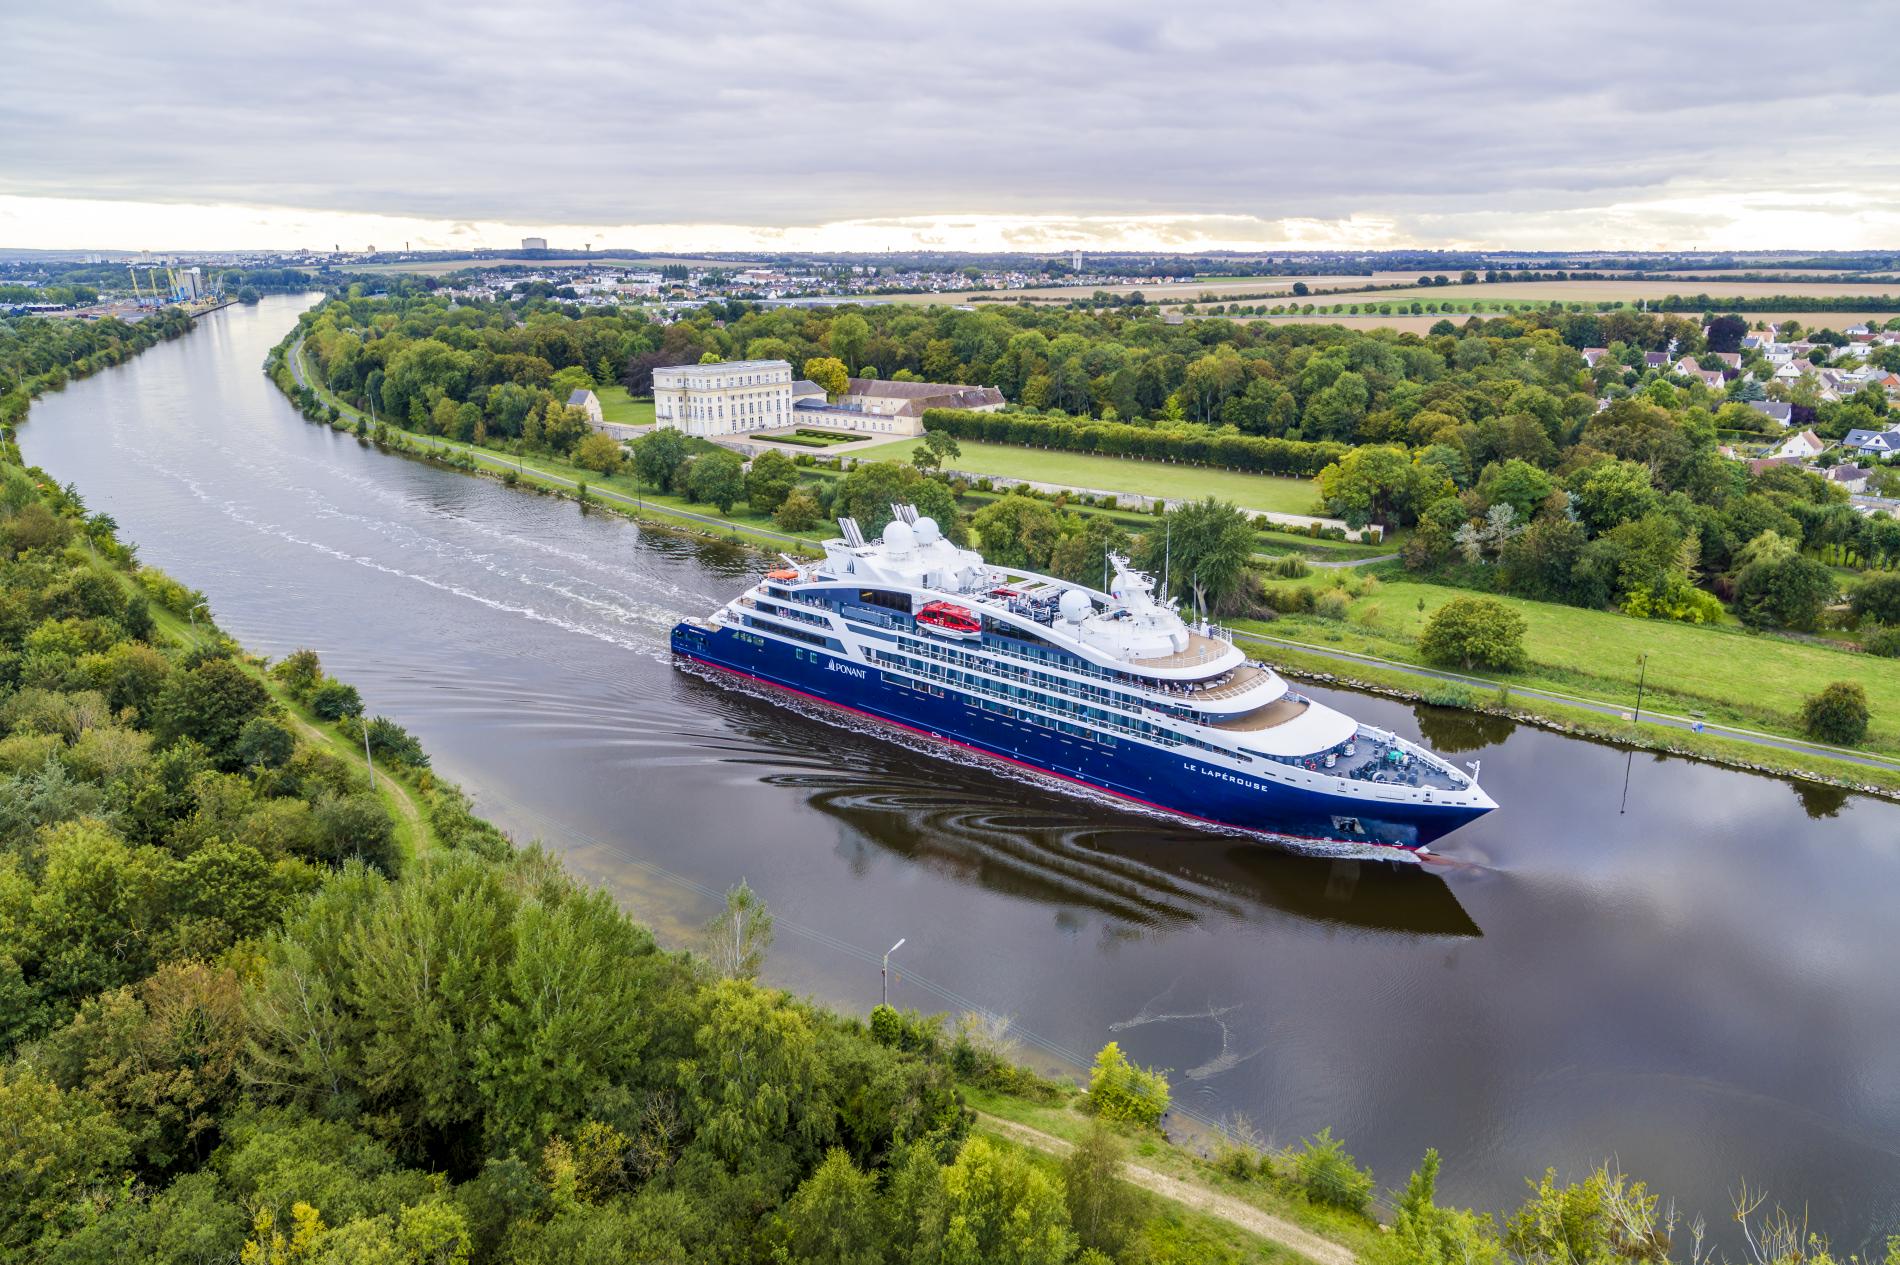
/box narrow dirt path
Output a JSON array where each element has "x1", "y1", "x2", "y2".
[
  {"x1": 976, "y1": 1112, "x2": 1359, "y2": 1265},
  {"x1": 281, "y1": 710, "x2": 425, "y2": 833}
]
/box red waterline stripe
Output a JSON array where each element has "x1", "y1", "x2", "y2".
[{"x1": 675, "y1": 649, "x2": 1425, "y2": 858}]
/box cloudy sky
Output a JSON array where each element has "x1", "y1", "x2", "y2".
[{"x1": 5, "y1": 0, "x2": 1899, "y2": 253}]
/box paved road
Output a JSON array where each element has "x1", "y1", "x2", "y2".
[{"x1": 286, "y1": 340, "x2": 1900, "y2": 782}]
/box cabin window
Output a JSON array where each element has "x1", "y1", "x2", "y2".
[{"x1": 858, "y1": 589, "x2": 912, "y2": 613}]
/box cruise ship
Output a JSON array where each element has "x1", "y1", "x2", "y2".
[{"x1": 671, "y1": 506, "x2": 1497, "y2": 853}]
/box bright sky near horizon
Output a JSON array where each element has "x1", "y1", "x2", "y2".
[{"x1": 5, "y1": 0, "x2": 1899, "y2": 254}]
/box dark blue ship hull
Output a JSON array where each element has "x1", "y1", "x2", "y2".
[{"x1": 672, "y1": 622, "x2": 1488, "y2": 851}]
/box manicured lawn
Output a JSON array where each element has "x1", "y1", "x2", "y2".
[
  {"x1": 594, "y1": 385, "x2": 655, "y2": 427},
  {"x1": 1248, "y1": 570, "x2": 1900, "y2": 752},
  {"x1": 848, "y1": 438, "x2": 1324, "y2": 516}
]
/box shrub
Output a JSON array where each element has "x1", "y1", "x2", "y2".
[
  {"x1": 1802, "y1": 681, "x2": 1870, "y2": 745},
  {"x1": 1294, "y1": 1128, "x2": 1375, "y2": 1213},
  {"x1": 773, "y1": 488, "x2": 823, "y2": 533},
  {"x1": 1269, "y1": 554, "x2": 1311, "y2": 579},
  {"x1": 1851, "y1": 574, "x2": 1900, "y2": 626},
  {"x1": 1314, "y1": 590, "x2": 1351, "y2": 621},
  {"x1": 309, "y1": 678, "x2": 364, "y2": 721},
  {"x1": 1421, "y1": 682, "x2": 1481, "y2": 709},
  {"x1": 1418, "y1": 596, "x2": 1527, "y2": 672},
  {"x1": 1086, "y1": 1041, "x2": 1170, "y2": 1127},
  {"x1": 1262, "y1": 586, "x2": 1317, "y2": 615},
  {"x1": 867, "y1": 1004, "x2": 941, "y2": 1055},
  {"x1": 1866, "y1": 627, "x2": 1900, "y2": 658}
]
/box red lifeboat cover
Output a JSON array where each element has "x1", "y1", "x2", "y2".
[{"x1": 916, "y1": 601, "x2": 981, "y2": 633}]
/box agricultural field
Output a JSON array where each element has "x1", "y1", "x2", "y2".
[
  {"x1": 1249, "y1": 568, "x2": 1900, "y2": 752},
  {"x1": 593, "y1": 384, "x2": 655, "y2": 426},
  {"x1": 1316, "y1": 277, "x2": 1900, "y2": 303},
  {"x1": 1202, "y1": 307, "x2": 1900, "y2": 336},
  {"x1": 880, "y1": 272, "x2": 1422, "y2": 306},
  {"x1": 848, "y1": 437, "x2": 1324, "y2": 514}
]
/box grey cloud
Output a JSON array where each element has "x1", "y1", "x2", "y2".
[{"x1": 3, "y1": 0, "x2": 1897, "y2": 235}]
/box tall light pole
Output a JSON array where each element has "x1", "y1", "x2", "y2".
[
  {"x1": 1632, "y1": 653, "x2": 1650, "y2": 726},
  {"x1": 882, "y1": 937, "x2": 906, "y2": 1008}
]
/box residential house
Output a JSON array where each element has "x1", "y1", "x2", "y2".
[
  {"x1": 1746, "y1": 400, "x2": 1793, "y2": 427},
  {"x1": 1581, "y1": 347, "x2": 1611, "y2": 367},
  {"x1": 1826, "y1": 464, "x2": 1872, "y2": 494},
  {"x1": 1714, "y1": 352, "x2": 1742, "y2": 370},
  {"x1": 567, "y1": 388, "x2": 604, "y2": 426},
  {"x1": 1690, "y1": 368, "x2": 1726, "y2": 391},
  {"x1": 1772, "y1": 429, "x2": 1826, "y2": 460},
  {"x1": 1643, "y1": 351, "x2": 1669, "y2": 369},
  {"x1": 1774, "y1": 359, "x2": 1813, "y2": 382},
  {"x1": 1747, "y1": 456, "x2": 1798, "y2": 476},
  {"x1": 1673, "y1": 355, "x2": 1702, "y2": 375},
  {"x1": 1843, "y1": 428, "x2": 1900, "y2": 459}
]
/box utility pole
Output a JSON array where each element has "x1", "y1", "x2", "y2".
[
  {"x1": 881, "y1": 937, "x2": 906, "y2": 1008},
  {"x1": 362, "y1": 711, "x2": 377, "y2": 790},
  {"x1": 1631, "y1": 653, "x2": 1650, "y2": 726}
]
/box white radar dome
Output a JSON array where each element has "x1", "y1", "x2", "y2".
[
  {"x1": 881, "y1": 520, "x2": 916, "y2": 555},
  {"x1": 1058, "y1": 589, "x2": 1092, "y2": 623},
  {"x1": 913, "y1": 516, "x2": 941, "y2": 545}
]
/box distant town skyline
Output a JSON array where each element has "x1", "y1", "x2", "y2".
[{"x1": 5, "y1": 0, "x2": 1898, "y2": 253}]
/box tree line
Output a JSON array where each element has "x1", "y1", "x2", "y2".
[{"x1": 0, "y1": 308, "x2": 195, "y2": 426}]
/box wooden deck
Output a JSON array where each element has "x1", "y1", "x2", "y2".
[{"x1": 1211, "y1": 697, "x2": 1308, "y2": 732}]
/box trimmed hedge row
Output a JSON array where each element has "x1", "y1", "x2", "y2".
[{"x1": 918, "y1": 408, "x2": 1348, "y2": 477}]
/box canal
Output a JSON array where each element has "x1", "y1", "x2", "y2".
[{"x1": 20, "y1": 294, "x2": 1900, "y2": 1246}]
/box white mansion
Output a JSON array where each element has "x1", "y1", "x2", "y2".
[
  {"x1": 653, "y1": 358, "x2": 1004, "y2": 439},
  {"x1": 652, "y1": 360, "x2": 812, "y2": 436}
]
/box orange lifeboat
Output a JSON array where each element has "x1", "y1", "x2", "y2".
[{"x1": 765, "y1": 568, "x2": 799, "y2": 581}]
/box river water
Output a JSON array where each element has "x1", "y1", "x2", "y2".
[{"x1": 20, "y1": 295, "x2": 1900, "y2": 1245}]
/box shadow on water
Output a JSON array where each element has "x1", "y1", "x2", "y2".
[
  {"x1": 674, "y1": 669, "x2": 1483, "y2": 939},
  {"x1": 1412, "y1": 701, "x2": 1520, "y2": 754},
  {"x1": 1792, "y1": 779, "x2": 1853, "y2": 820}
]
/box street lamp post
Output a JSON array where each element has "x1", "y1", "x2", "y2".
[
  {"x1": 1632, "y1": 653, "x2": 1650, "y2": 726},
  {"x1": 881, "y1": 938, "x2": 906, "y2": 1008}
]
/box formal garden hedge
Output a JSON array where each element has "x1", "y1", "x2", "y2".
[{"x1": 918, "y1": 408, "x2": 1348, "y2": 477}]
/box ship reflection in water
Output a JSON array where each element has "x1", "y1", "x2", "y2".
[{"x1": 680, "y1": 671, "x2": 1482, "y2": 941}]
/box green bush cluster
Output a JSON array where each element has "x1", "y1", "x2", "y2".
[
  {"x1": 1085, "y1": 1041, "x2": 1171, "y2": 1127},
  {"x1": 1294, "y1": 1128, "x2": 1376, "y2": 1213}
]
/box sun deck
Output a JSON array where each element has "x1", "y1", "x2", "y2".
[
  {"x1": 1130, "y1": 630, "x2": 1233, "y2": 669},
  {"x1": 1211, "y1": 696, "x2": 1308, "y2": 731}
]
